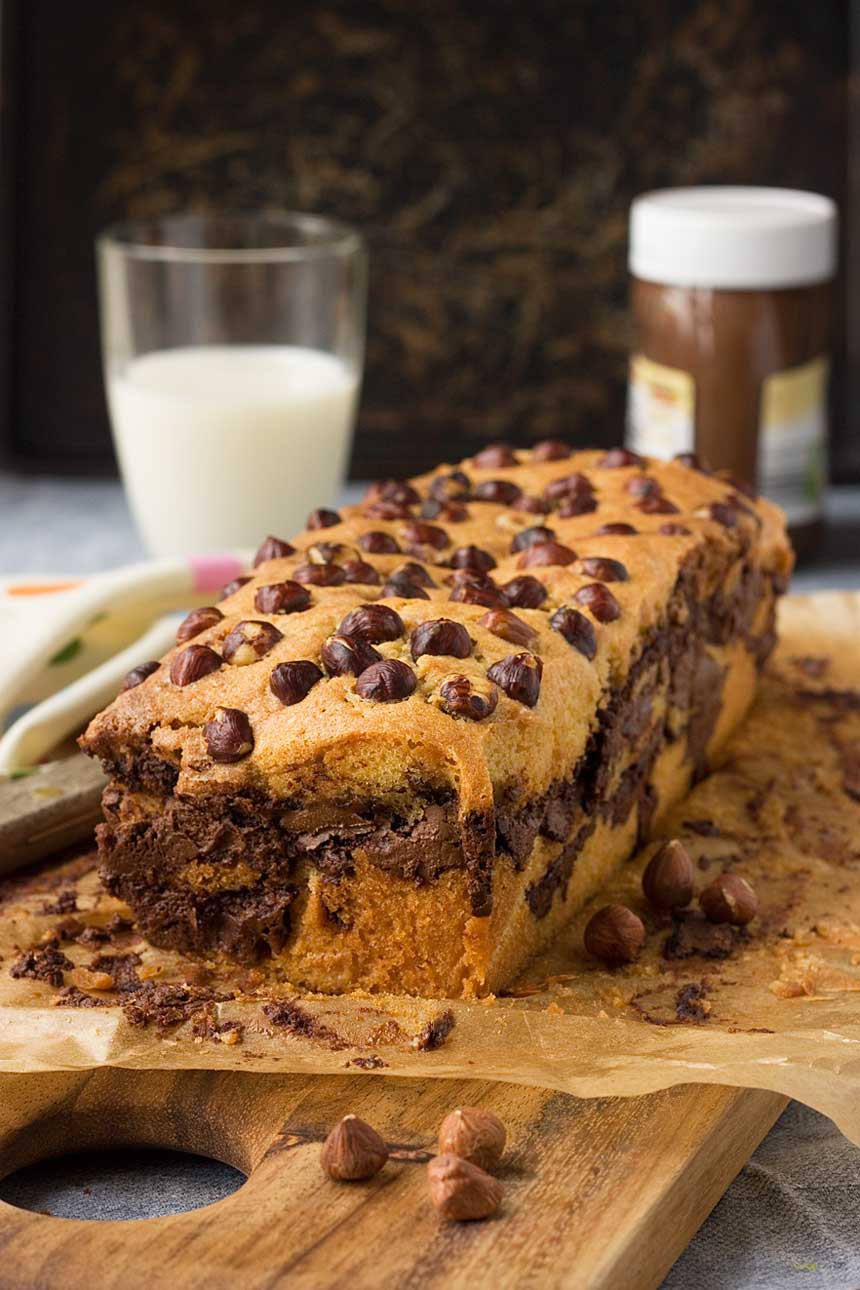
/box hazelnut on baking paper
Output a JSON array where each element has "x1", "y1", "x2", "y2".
[
  {"x1": 700, "y1": 872, "x2": 758, "y2": 926},
  {"x1": 642, "y1": 840, "x2": 695, "y2": 911},
  {"x1": 584, "y1": 904, "x2": 646, "y2": 965}
]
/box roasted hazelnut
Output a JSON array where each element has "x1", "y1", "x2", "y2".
[
  {"x1": 501, "y1": 576, "x2": 547, "y2": 610},
  {"x1": 449, "y1": 545, "x2": 497, "y2": 573},
  {"x1": 320, "y1": 1114, "x2": 388, "y2": 1181},
  {"x1": 339, "y1": 604, "x2": 404, "y2": 643},
  {"x1": 449, "y1": 581, "x2": 508, "y2": 609},
  {"x1": 472, "y1": 479, "x2": 522, "y2": 506},
  {"x1": 531, "y1": 438, "x2": 571, "y2": 461},
  {"x1": 222, "y1": 620, "x2": 283, "y2": 665},
  {"x1": 543, "y1": 472, "x2": 594, "y2": 503},
  {"x1": 584, "y1": 904, "x2": 646, "y2": 965},
  {"x1": 596, "y1": 522, "x2": 638, "y2": 536},
  {"x1": 176, "y1": 606, "x2": 224, "y2": 644},
  {"x1": 307, "y1": 507, "x2": 341, "y2": 530},
  {"x1": 703, "y1": 501, "x2": 738, "y2": 528},
  {"x1": 516, "y1": 494, "x2": 551, "y2": 514},
  {"x1": 550, "y1": 607, "x2": 597, "y2": 660},
  {"x1": 472, "y1": 443, "x2": 517, "y2": 469},
  {"x1": 626, "y1": 475, "x2": 660, "y2": 499},
  {"x1": 437, "y1": 674, "x2": 499, "y2": 721},
  {"x1": 355, "y1": 658, "x2": 417, "y2": 702},
  {"x1": 486, "y1": 652, "x2": 542, "y2": 707},
  {"x1": 254, "y1": 581, "x2": 312, "y2": 615},
  {"x1": 429, "y1": 469, "x2": 471, "y2": 501},
  {"x1": 358, "y1": 530, "x2": 400, "y2": 555},
  {"x1": 253, "y1": 535, "x2": 295, "y2": 567},
  {"x1": 428, "y1": 1154, "x2": 503, "y2": 1222},
  {"x1": 363, "y1": 499, "x2": 414, "y2": 520},
  {"x1": 715, "y1": 468, "x2": 756, "y2": 498},
  {"x1": 341, "y1": 559, "x2": 381, "y2": 585},
  {"x1": 321, "y1": 634, "x2": 382, "y2": 677},
  {"x1": 477, "y1": 607, "x2": 538, "y2": 646},
  {"x1": 365, "y1": 478, "x2": 421, "y2": 507},
  {"x1": 306, "y1": 541, "x2": 359, "y2": 565},
  {"x1": 438, "y1": 1107, "x2": 506, "y2": 1171},
  {"x1": 410, "y1": 619, "x2": 472, "y2": 661},
  {"x1": 637, "y1": 495, "x2": 679, "y2": 515},
  {"x1": 579, "y1": 557, "x2": 629, "y2": 583},
  {"x1": 383, "y1": 576, "x2": 431, "y2": 600},
  {"x1": 121, "y1": 661, "x2": 160, "y2": 691},
  {"x1": 699, "y1": 873, "x2": 758, "y2": 926},
  {"x1": 517, "y1": 541, "x2": 577, "y2": 569},
  {"x1": 673, "y1": 451, "x2": 706, "y2": 471},
  {"x1": 659, "y1": 523, "x2": 692, "y2": 537},
  {"x1": 572, "y1": 582, "x2": 621, "y2": 623},
  {"x1": 510, "y1": 525, "x2": 556, "y2": 554},
  {"x1": 400, "y1": 521, "x2": 450, "y2": 551},
  {"x1": 203, "y1": 707, "x2": 254, "y2": 763},
  {"x1": 220, "y1": 576, "x2": 251, "y2": 599},
  {"x1": 293, "y1": 562, "x2": 347, "y2": 587},
  {"x1": 642, "y1": 840, "x2": 695, "y2": 910},
  {"x1": 270, "y1": 659, "x2": 324, "y2": 706},
  {"x1": 393, "y1": 561, "x2": 436, "y2": 587},
  {"x1": 170, "y1": 644, "x2": 221, "y2": 686},
  {"x1": 420, "y1": 497, "x2": 470, "y2": 522},
  {"x1": 597, "y1": 447, "x2": 644, "y2": 469},
  {"x1": 557, "y1": 494, "x2": 598, "y2": 518}
]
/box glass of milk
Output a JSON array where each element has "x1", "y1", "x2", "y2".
[{"x1": 97, "y1": 212, "x2": 367, "y2": 557}]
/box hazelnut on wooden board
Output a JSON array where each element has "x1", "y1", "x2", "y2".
[
  {"x1": 438, "y1": 1107, "x2": 506, "y2": 1171},
  {"x1": 700, "y1": 873, "x2": 758, "y2": 926},
  {"x1": 584, "y1": 905, "x2": 646, "y2": 965},
  {"x1": 427, "y1": 1154, "x2": 503, "y2": 1221},
  {"x1": 642, "y1": 840, "x2": 695, "y2": 911},
  {"x1": 320, "y1": 1115, "x2": 388, "y2": 1181}
]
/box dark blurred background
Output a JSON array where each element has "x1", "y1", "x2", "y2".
[{"x1": 0, "y1": 0, "x2": 855, "y2": 480}]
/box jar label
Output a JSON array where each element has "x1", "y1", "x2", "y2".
[
  {"x1": 759, "y1": 357, "x2": 829, "y2": 526},
  {"x1": 625, "y1": 354, "x2": 695, "y2": 459}
]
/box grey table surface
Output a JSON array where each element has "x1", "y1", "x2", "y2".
[{"x1": 1, "y1": 471, "x2": 860, "y2": 1290}]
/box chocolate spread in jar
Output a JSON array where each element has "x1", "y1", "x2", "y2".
[{"x1": 626, "y1": 187, "x2": 837, "y2": 555}]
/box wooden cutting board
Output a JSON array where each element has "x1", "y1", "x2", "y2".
[{"x1": 0, "y1": 763, "x2": 787, "y2": 1289}]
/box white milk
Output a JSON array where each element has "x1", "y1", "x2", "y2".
[{"x1": 107, "y1": 345, "x2": 359, "y2": 556}]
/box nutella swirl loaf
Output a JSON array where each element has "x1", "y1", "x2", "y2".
[{"x1": 81, "y1": 444, "x2": 792, "y2": 997}]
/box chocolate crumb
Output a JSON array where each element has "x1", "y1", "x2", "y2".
[
  {"x1": 89, "y1": 952, "x2": 142, "y2": 993},
  {"x1": 54, "y1": 917, "x2": 84, "y2": 942},
  {"x1": 674, "y1": 982, "x2": 709, "y2": 1024},
  {"x1": 412, "y1": 1008, "x2": 455, "y2": 1050},
  {"x1": 682, "y1": 819, "x2": 721, "y2": 837},
  {"x1": 345, "y1": 1055, "x2": 388, "y2": 1069},
  {"x1": 788, "y1": 655, "x2": 829, "y2": 678},
  {"x1": 40, "y1": 889, "x2": 78, "y2": 916},
  {"x1": 56, "y1": 985, "x2": 111, "y2": 1009},
  {"x1": 263, "y1": 999, "x2": 348, "y2": 1050},
  {"x1": 10, "y1": 941, "x2": 72, "y2": 987},
  {"x1": 75, "y1": 925, "x2": 111, "y2": 948},
  {"x1": 122, "y1": 982, "x2": 231, "y2": 1033},
  {"x1": 663, "y1": 912, "x2": 743, "y2": 961}
]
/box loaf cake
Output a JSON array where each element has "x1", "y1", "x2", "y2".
[{"x1": 80, "y1": 444, "x2": 792, "y2": 997}]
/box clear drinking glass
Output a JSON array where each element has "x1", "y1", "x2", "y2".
[{"x1": 97, "y1": 211, "x2": 367, "y2": 557}]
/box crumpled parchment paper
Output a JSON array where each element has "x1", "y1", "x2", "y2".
[{"x1": 3, "y1": 592, "x2": 860, "y2": 1140}]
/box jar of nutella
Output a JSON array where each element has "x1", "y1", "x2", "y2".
[{"x1": 626, "y1": 187, "x2": 837, "y2": 552}]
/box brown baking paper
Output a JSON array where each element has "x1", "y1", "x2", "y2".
[{"x1": 3, "y1": 592, "x2": 860, "y2": 1139}]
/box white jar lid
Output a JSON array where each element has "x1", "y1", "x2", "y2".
[{"x1": 629, "y1": 186, "x2": 837, "y2": 289}]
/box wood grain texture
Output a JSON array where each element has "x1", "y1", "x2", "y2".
[{"x1": 0, "y1": 1069, "x2": 785, "y2": 1290}]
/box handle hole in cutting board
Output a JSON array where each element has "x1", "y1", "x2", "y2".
[{"x1": 0, "y1": 1147, "x2": 245, "y2": 1221}]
